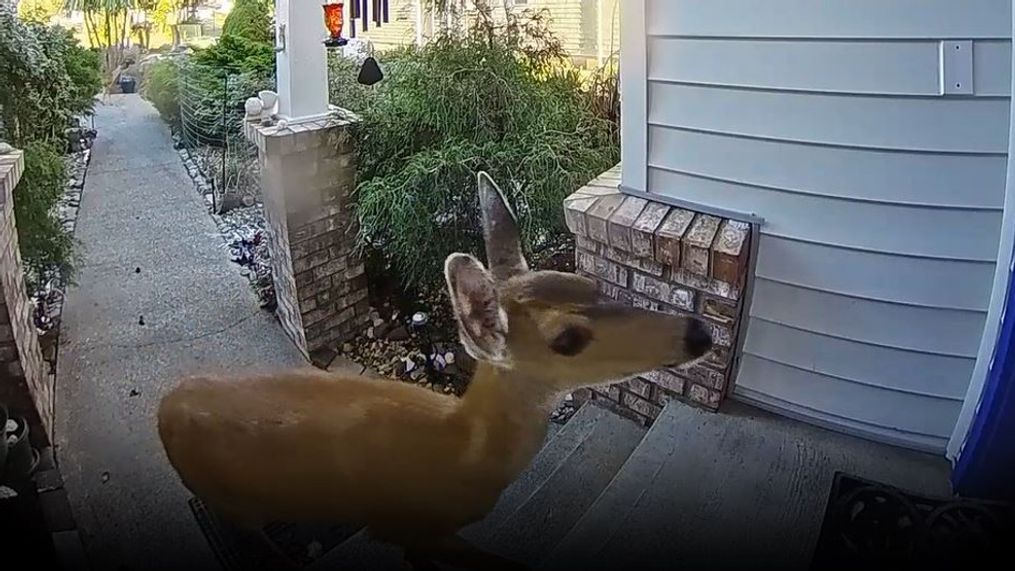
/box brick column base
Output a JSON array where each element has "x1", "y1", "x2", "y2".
[
  {"x1": 244, "y1": 112, "x2": 370, "y2": 358},
  {"x1": 564, "y1": 165, "x2": 752, "y2": 424},
  {"x1": 1, "y1": 149, "x2": 53, "y2": 447}
]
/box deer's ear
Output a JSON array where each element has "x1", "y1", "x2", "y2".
[
  {"x1": 445, "y1": 253, "x2": 510, "y2": 363},
  {"x1": 478, "y1": 171, "x2": 528, "y2": 281}
]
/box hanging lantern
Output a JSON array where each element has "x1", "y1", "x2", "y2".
[{"x1": 323, "y1": 1, "x2": 348, "y2": 48}]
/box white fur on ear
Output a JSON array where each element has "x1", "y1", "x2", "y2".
[{"x1": 444, "y1": 254, "x2": 510, "y2": 363}]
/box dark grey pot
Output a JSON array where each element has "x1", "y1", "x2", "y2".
[{"x1": 2, "y1": 415, "x2": 39, "y2": 486}]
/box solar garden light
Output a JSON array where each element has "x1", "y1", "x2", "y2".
[{"x1": 410, "y1": 311, "x2": 438, "y2": 378}]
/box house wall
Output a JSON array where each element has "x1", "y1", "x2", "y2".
[
  {"x1": 623, "y1": 0, "x2": 1013, "y2": 452},
  {"x1": 515, "y1": 0, "x2": 619, "y2": 64},
  {"x1": 354, "y1": 0, "x2": 420, "y2": 50},
  {"x1": 355, "y1": 1, "x2": 620, "y2": 64}
]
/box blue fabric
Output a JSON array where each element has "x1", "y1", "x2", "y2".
[{"x1": 953, "y1": 247, "x2": 1015, "y2": 500}]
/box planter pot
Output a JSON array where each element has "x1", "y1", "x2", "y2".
[
  {"x1": 2, "y1": 415, "x2": 39, "y2": 486},
  {"x1": 119, "y1": 75, "x2": 137, "y2": 94}
]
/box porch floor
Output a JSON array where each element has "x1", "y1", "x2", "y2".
[
  {"x1": 536, "y1": 399, "x2": 952, "y2": 570},
  {"x1": 307, "y1": 398, "x2": 952, "y2": 570}
]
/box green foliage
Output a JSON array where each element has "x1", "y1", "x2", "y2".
[
  {"x1": 0, "y1": 5, "x2": 99, "y2": 288},
  {"x1": 15, "y1": 142, "x2": 76, "y2": 291},
  {"x1": 142, "y1": 55, "x2": 182, "y2": 124},
  {"x1": 221, "y1": 0, "x2": 272, "y2": 43},
  {"x1": 327, "y1": 52, "x2": 381, "y2": 116},
  {"x1": 142, "y1": 0, "x2": 275, "y2": 139},
  {"x1": 0, "y1": 15, "x2": 100, "y2": 143},
  {"x1": 194, "y1": 33, "x2": 274, "y2": 76},
  {"x1": 143, "y1": 33, "x2": 274, "y2": 144},
  {"x1": 61, "y1": 29, "x2": 104, "y2": 116},
  {"x1": 350, "y1": 12, "x2": 619, "y2": 291}
]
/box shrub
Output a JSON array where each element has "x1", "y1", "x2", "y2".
[
  {"x1": 327, "y1": 51, "x2": 380, "y2": 115},
  {"x1": 142, "y1": 56, "x2": 182, "y2": 125},
  {"x1": 221, "y1": 0, "x2": 273, "y2": 44},
  {"x1": 15, "y1": 142, "x2": 75, "y2": 291},
  {"x1": 1, "y1": 14, "x2": 97, "y2": 143},
  {"x1": 61, "y1": 30, "x2": 104, "y2": 116},
  {"x1": 1, "y1": 5, "x2": 98, "y2": 289},
  {"x1": 142, "y1": 7, "x2": 276, "y2": 140},
  {"x1": 142, "y1": 34, "x2": 274, "y2": 145},
  {"x1": 351, "y1": 11, "x2": 619, "y2": 292},
  {"x1": 193, "y1": 33, "x2": 274, "y2": 77}
]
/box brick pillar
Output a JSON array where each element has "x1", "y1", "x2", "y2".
[
  {"x1": 564, "y1": 164, "x2": 752, "y2": 424},
  {"x1": 0, "y1": 149, "x2": 52, "y2": 447},
  {"x1": 243, "y1": 113, "x2": 370, "y2": 359}
]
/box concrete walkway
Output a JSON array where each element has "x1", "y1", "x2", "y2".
[{"x1": 56, "y1": 95, "x2": 305, "y2": 571}]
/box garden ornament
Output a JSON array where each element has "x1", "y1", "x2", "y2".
[{"x1": 244, "y1": 97, "x2": 264, "y2": 120}]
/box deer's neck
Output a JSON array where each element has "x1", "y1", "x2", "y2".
[{"x1": 454, "y1": 362, "x2": 558, "y2": 473}]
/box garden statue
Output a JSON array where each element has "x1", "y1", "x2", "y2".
[{"x1": 244, "y1": 97, "x2": 264, "y2": 121}]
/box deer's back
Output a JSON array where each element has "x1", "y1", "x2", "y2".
[{"x1": 157, "y1": 369, "x2": 494, "y2": 528}]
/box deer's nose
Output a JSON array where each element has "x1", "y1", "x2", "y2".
[{"x1": 684, "y1": 319, "x2": 713, "y2": 358}]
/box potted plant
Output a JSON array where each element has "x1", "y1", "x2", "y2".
[{"x1": 1, "y1": 413, "x2": 38, "y2": 487}]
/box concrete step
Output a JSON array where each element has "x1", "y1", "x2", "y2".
[
  {"x1": 473, "y1": 404, "x2": 647, "y2": 567},
  {"x1": 461, "y1": 404, "x2": 606, "y2": 542},
  {"x1": 538, "y1": 400, "x2": 696, "y2": 571},
  {"x1": 304, "y1": 529, "x2": 405, "y2": 571},
  {"x1": 539, "y1": 400, "x2": 951, "y2": 571},
  {"x1": 304, "y1": 413, "x2": 568, "y2": 571}
]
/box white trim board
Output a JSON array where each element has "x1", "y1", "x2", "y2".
[{"x1": 620, "y1": 0, "x2": 648, "y2": 192}]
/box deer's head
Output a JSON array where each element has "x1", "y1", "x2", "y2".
[{"x1": 445, "y1": 172, "x2": 713, "y2": 393}]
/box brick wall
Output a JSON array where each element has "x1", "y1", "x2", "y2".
[
  {"x1": 244, "y1": 113, "x2": 370, "y2": 358},
  {"x1": 564, "y1": 165, "x2": 752, "y2": 424},
  {"x1": 0, "y1": 149, "x2": 53, "y2": 447}
]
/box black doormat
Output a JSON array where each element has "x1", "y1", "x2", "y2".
[
  {"x1": 811, "y1": 473, "x2": 1015, "y2": 571},
  {"x1": 188, "y1": 497, "x2": 362, "y2": 571}
]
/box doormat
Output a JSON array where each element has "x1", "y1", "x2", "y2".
[
  {"x1": 188, "y1": 497, "x2": 362, "y2": 570},
  {"x1": 811, "y1": 472, "x2": 1014, "y2": 571}
]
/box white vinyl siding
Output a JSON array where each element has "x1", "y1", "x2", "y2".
[{"x1": 631, "y1": 0, "x2": 1013, "y2": 452}]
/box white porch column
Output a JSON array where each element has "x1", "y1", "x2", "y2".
[{"x1": 275, "y1": 0, "x2": 331, "y2": 123}]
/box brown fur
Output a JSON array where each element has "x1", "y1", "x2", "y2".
[{"x1": 157, "y1": 172, "x2": 711, "y2": 566}]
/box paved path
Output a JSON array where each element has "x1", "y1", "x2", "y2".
[{"x1": 56, "y1": 95, "x2": 305, "y2": 571}]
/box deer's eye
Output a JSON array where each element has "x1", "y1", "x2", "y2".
[{"x1": 549, "y1": 326, "x2": 593, "y2": 357}]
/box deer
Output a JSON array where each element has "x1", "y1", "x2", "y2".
[{"x1": 157, "y1": 172, "x2": 714, "y2": 570}]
